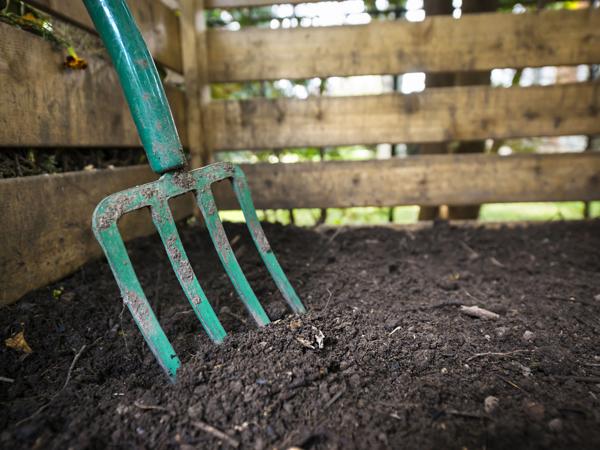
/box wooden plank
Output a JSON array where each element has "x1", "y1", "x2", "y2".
[
  {"x1": 206, "y1": 82, "x2": 600, "y2": 150},
  {"x1": 29, "y1": 0, "x2": 183, "y2": 72},
  {"x1": 180, "y1": 0, "x2": 213, "y2": 167},
  {"x1": 211, "y1": 153, "x2": 600, "y2": 210},
  {"x1": 205, "y1": 0, "x2": 321, "y2": 8},
  {"x1": 206, "y1": 9, "x2": 600, "y2": 82},
  {"x1": 0, "y1": 22, "x2": 188, "y2": 148},
  {"x1": 0, "y1": 166, "x2": 194, "y2": 306}
]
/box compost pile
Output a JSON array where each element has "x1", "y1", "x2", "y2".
[{"x1": 2, "y1": 220, "x2": 600, "y2": 449}]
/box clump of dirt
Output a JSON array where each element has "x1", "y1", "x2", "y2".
[{"x1": 1, "y1": 220, "x2": 600, "y2": 449}]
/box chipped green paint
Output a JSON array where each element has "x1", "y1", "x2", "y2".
[
  {"x1": 86, "y1": 1, "x2": 305, "y2": 382},
  {"x1": 93, "y1": 222, "x2": 180, "y2": 380},
  {"x1": 233, "y1": 166, "x2": 307, "y2": 315},
  {"x1": 92, "y1": 163, "x2": 305, "y2": 381},
  {"x1": 82, "y1": 0, "x2": 185, "y2": 174}
]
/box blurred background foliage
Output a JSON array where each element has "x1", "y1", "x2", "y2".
[
  {"x1": 208, "y1": 0, "x2": 599, "y2": 225},
  {"x1": 2, "y1": 0, "x2": 597, "y2": 224}
]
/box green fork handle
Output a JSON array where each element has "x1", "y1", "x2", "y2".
[{"x1": 82, "y1": 0, "x2": 186, "y2": 174}]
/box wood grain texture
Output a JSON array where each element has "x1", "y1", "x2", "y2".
[
  {"x1": 0, "y1": 22, "x2": 187, "y2": 148},
  {"x1": 3, "y1": 153, "x2": 598, "y2": 305},
  {"x1": 206, "y1": 82, "x2": 600, "y2": 150},
  {"x1": 0, "y1": 166, "x2": 194, "y2": 306},
  {"x1": 29, "y1": 0, "x2": 183, "y2": 72},
  {"x1": 206, "y1": 9, "x2": 600, "y2": 82},
  {"x1": 211, "y1": 153, "x2": 600, "y2": 210},
  {"x1": 180, "y1": 0, "x2": 213, "y2": 168}
]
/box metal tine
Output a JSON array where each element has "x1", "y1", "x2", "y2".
[
  {"x1": 94, "y1": 222, "x2": 180, "y2": 382},
  {"x1": 195, "y1": 187, "x2": 271, "y2": 327},
  {"x1": 151, "y1": 198, "x2": 227, "y2": 343},
  {"x1": 232, "y1": 167, "x2": 306, "y2": 314}
]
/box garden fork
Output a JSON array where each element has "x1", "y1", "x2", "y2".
[{"x1": 84, "y1": 0, "x2": 305, "y2": 382}]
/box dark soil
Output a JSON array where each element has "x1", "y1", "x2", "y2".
[
  {"x1": 0, "y1": 148, "x2": 147, "y2": 179},
  {"x1": 1, "y1": 220, "x2": 600, "y2": 449}
]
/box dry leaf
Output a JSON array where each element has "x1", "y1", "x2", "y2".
[
  {"x1": 295, "y1": 337, "x2": 314, "y2": 350},
  {"x1": 64, "y1": 47, "x2": 88, "y2": 70},
  {"x1": 5, "y1": 330, "x2": 32, "y2": 353},
  {"x1": 288, "y1": 318, "x2": 302, "y2": 331},
  {"x1": 64, "y1": 54, "x2": 88, "y2": 70},
  {"x1": 312, "y1": 326, "x2": 325, "y2": 349}
]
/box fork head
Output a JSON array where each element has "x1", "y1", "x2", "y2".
[{"x1": 92, "y1": 162, "x2": 306, "y2": 382}]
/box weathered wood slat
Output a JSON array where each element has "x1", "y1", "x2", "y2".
[
  {"x1": 2, "y1": 153, "x2": 598, "y2": 305},
  {"x1": 206, "y1": 9, "x2": 600, "y2": 82},
  {"x1": 211, "y1": 153, "x2": 600, "y2": 210},
  {"x1": 206, "y1": 82, "x2": 600, "y2": 150},
  {"x1": 0, "y1": 22, "x2": 188, "y2": 148},
  {"x1": 0, "y1": 166, "x2": 194, "y2": 306},
  {"x1": 29, "y1": 0, "x2": 183, "y2": 72},
  {"x1": 180, "y1": 0, "x2": 212, "y2": 168}
]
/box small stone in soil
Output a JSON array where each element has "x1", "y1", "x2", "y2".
[
  {"x1": 349, "y1": 374, "x2": 361, "y2": 388},
  {"x1": 523, "y1": 400, "x2": 545, "y2": 421},
  {"x1": 484, "y1": 396, "x2": 500, "y2": 414},
  {"x1": 548, "y1": 418, "x2": 563, "y2": 432},
  {"x1": 522, "y1": 330, "x2": 536, "y2": 342}
]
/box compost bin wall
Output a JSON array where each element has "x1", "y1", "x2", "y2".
[{"x1": 1, "y1": 0, "x2": 600, "y2": 305}]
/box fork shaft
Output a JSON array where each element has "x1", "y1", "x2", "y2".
[{"x1": 82, "y1": 0, "x2": 185, "y2": 174}]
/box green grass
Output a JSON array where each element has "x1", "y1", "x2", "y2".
[
  {"x1": 479, "y1": 201, "x2": 600, "y2": 222},
  {"x1": 219, "y1": 202, "x2": 600, "y2": 226}
]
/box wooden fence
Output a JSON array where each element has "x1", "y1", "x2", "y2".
[{"x1": 1, "y1": 0, "x2": 600, "y2": 305}]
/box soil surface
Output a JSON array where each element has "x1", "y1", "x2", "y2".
[{"x1": 2, "y1": 220, "x2": 600, "y2": 449}]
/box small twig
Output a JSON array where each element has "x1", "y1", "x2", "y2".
[
  {"x1": 15, "y1": 337, "x2": 101, "y2": 427},
  {"x1": 400, "y1": 300, "x2": 464, "y2": 312},
  {"x1": 230, "y1": 234, "x2": 241, "y2": 247},
  {"x1": 325, "y1": 227, "x2": 343, "y2": 245},
  {"x1": 324, "y1": 288, "x2": 333, "y2": 309},
  {"x1": 462, "y1": 289, "x2": 481, "y2": 303},
  {"x1": 324, "y1": 389, "x2": 344, "y2": 409},
  {"x1": 118, "y1": 304, "x2": 130, "y2": 355},
  {"x1": 0, "y1": 376, "x2": 15, "y2": 383},
  {"x1": 459, "y1": 240, "x2": 479, "y2": 259},
  {"x1": 489, "y1": 257, "x2": 506, "y2": 268},
  {"x1": 221, "y1": 309, "x2": 248, "y2": 325},
  {"x1": 497, "y1": 375, "x2": 525, "y2": 392},
  {"x1": 134, "y1": 401, "x2": 174, "y2": 414},
  {"x1": 192, "y1": 421, "x2": 240, "y2": 448},
  {"x1": 460, "y1": 305, "x2": 500, "y2": 320},
  {"x1": 545, "y1": 295, "x2": 596, "y2": 308},
  {"x1": 62, "y1": 338, "x2": 100, "y2": 391},
  {"x1": 467, "y1": 349, "x2": 532, "y2": 362},
  {"x1": 389, "y1": 326, "x2": 402, "y2": 336}
]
